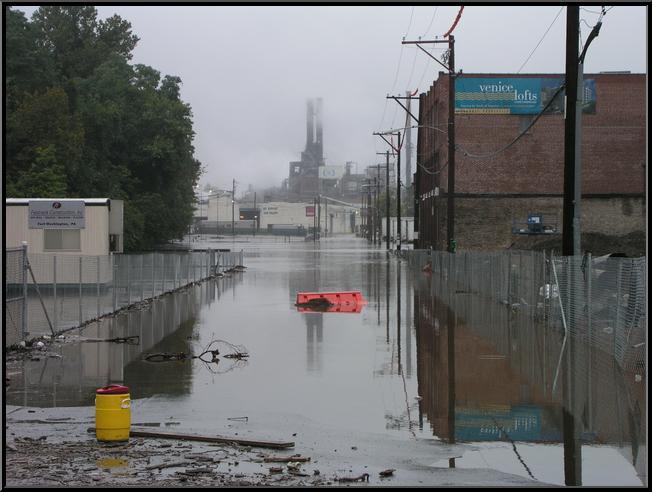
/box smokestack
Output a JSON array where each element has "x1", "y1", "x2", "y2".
[
  {"x1": 315, "y1": 98, "x2": 323, "y2": 160},
  {"x1": 306, "y1": 99, "x2": 314, "y2": 147}
]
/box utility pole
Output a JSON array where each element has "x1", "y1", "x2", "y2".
[
  {"x1": 317, "y1": 194, "x2": 321, "y2": 238},
  {"x1": 253, "y1": 191, "x2": 257, "y2": 237},
  {"x1": 324, "y1": 196, "x2": 328, "y2": 237},
  {"x1": 313, "y1": 196, "x2": 317, "y2": 242},
  {"x1": 374, "y1": 147, "x2": 396, "y2": 251},
  {"x1": 562, "y1": 6, "x2": 582, "y2": 487},
  {"x1": 563, "y1": 10, "x2": 579, "y2": 257},
  {"x1": 401, "y1": 37, "x2": 456, "y2": 252},
  {"x1": 446, "y1": 36, "x2": 456, "y2": 253},
  {"x1": 384, "y1": 152, "x2": 390, "y2": 250},
  {"x1": 397, "y1": 131, "x2": 402, "y2": 251},
  {"x1": 231, "y1": 179, "x2": 236, "y2": 238},
  {"x1": 374, "y1": 176, "x2": 379, "y2": 245},
  {"x1": 405, "y1": 90, "x2": 413, "y2": 189}
]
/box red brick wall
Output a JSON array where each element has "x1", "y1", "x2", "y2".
[{"x1": 415, "y1": 73, "x2": 646, "y2": 250}]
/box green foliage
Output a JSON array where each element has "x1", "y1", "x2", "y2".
[{"x1": 5, "y1": 6, "x2": 201, "y2": 251}]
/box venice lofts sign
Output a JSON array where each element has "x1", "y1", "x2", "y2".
[{"x1": 455, "y1": 77, "x2": 596, "y2": 115}]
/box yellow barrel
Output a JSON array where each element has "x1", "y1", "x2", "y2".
[{"x1": 95, "y1": 384, "x2": 131, "y2": 442}]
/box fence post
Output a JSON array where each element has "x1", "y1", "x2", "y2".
[
  {"x1": 112, "y1": 254, "x2": 117, "y2": 312},
  {"x1": 614, "y1": 261, "x2": 622, "y2": 363},
  {"x1": 127, "y1": 255, "x2": 131, "y2": 305},
  {"x1": 22, "y1": 243, "x2": 28, "y2": 341},
  {"x1": 175, "y1": 254, "x2": 180, "y2": 289},
  {"x1": 587, "y1": 253, "x2": 593, "y2": 431},
  {"x1": 79, "y1": 256, "x2": 83, "y2": 327},
  {"x1": 97, "y1": 256, "x2": 101, "y2": 320},
  {"x1": 141, "y1": 255, "x2": 144, "y2": 301},
  {"x1": 53, "y1": 255, "x2": 58, "y2": 334}
]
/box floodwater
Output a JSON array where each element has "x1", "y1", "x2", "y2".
[{"x1": 5, "y1": 235, "x2": 646, "y2": 487}]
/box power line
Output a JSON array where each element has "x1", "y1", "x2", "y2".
[
  {"x1": 443, "y1": 6, "x2": 464, "y2": 37},
  {"x1": 378, "y1": 7, "x2": 416, "y2": 131},
  {"x1": 456, "y1": 83, "x2": 566, "y2": 160},
  {"x1": 516, "y1": 7, "x2": 564, "y2": 73},
  {"x1": 422, "y1": 7, "x2": 439, "y2": 37}
]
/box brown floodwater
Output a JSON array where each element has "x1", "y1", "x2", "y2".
[{"x1": 5, "y1": 235, "x2": 646, "y2": 486}]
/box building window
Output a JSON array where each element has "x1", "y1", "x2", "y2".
[{"x1": 44, "y1": 229, "x2": 81, "y2": 251}]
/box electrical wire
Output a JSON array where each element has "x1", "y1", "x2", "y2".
[
  {"x1": 378, "y1": 7, "x2": 416, "y2": 132},
  {"x1": 443, "y1": 6, "x2": 464, "y2": 38},
  {"x1": 516, "y1": 7, "x2": 564, "y2": 73},
  {"x1": 423, "y1": 6, "x2": 439, "y2": 37},
  {"x1": 455, "y1": 82, "x2": 566, "y2": 160}
]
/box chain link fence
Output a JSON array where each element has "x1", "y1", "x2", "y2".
[
  {"x1": 406, "y1": 249, "x2": 646, "y2": 378},
  {"x1": 5, "y1": 249, "x2": 245, "y2": 345},
  {"x1": 409, "y1": 248, "x2": 646, "y2": 453}
]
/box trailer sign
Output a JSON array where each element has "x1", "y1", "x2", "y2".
[{"x1": 29, "y1": 200, "x2": 86, "y2": 229}]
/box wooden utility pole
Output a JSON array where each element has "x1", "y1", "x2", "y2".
[
  {"x1": 397, "y1": 131, "x2": 401, "y2": 251},
  {"x1": 401, "y1": 37, "x2": 456, "y2": 252},
  {"x1": 376, "y1": 150, "x2": 393, "y2": 250},
  {"x1": 385, "y1": 152, "x2": 390, "y2": 250},
  {"x1": 313, "y1": 197, "x2": 317, "y2": 242},
  {"x1": 562, "y1": 6, "x2": 582, "y2": 487},
  {"x1": 317, "y1": 195, "x2": 321, "y2": 238},
  {"x1": 231, "y1": 179, "x2": 236, "y2": 238},
  {"x1": 447, "y1": 36, "x2": 456, "y2": 253},
  {"x1": 253, "y1": 191, "x2": 257, "y2": 236}
]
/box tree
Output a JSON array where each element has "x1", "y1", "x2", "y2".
[{"x1": 5, "y1": 6, "x2": 202, "y2": 251}]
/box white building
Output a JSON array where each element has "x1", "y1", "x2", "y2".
[
  {"x1": 5, "y1": 198, "x2": 123, "y2": 255},
  {"x1": 258, "y1": 201, "x2": 359, "y2": 234}
]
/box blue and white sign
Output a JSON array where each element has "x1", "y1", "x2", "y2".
[{"x1": 455, "y1": 77, "x2": 596, "y2": 115}]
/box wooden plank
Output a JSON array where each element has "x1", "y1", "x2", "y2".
[{"x1": 87, "y1": 428, "x2": 294, "y2": 449}]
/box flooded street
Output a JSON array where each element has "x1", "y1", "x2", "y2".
[{"x1": 5, "y1": 235, "x2": 645, "y2": 487}]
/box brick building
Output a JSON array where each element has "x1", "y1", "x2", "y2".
[{"x1": 414, "y1": 72, "x2": 646, "y2": 251}]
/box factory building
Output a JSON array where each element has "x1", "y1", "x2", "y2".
[
  {"x1": 414, "y1": 72, "x2": 646, "y2": 251},
  {"x1": 288, "y1": 98, "x2": 326, "y2": 198}
]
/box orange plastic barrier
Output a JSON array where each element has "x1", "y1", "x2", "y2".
[
  {"x1": 297, "y1": 302, "x2": 364, "y2": 314},
  {"x1": 296, "y1": 291, "x2": 366, "y2": 306}
]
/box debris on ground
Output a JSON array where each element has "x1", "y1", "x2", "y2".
[
  {"x1": 335, "y1": 472, "x2": 370, "y2": 483},
  {"x1": 142, "y1": 339, "x2": 249, "y2": 366},
  {"x1": 263, "y1": 454, "x2": 311, "y2": 463},
  {"x1": 379, "y1": 468, "x2": 395, "y2": 477}
]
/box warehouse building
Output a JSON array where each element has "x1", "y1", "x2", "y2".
[{"x1": 414, "y1": 72, "x2": 646, "y2": 251}]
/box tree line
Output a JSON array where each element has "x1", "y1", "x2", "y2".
[{"x1": 5, "y1": 6, "x2": 202, "y2": 251}]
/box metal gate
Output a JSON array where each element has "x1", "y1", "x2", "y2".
[{"x1": 5, "y1": 246, "x2": 27, "y2": 347}]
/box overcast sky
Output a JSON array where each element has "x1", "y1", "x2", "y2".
[{"x1": 13, "y1": 5, "x2": 648, "y2": 195}]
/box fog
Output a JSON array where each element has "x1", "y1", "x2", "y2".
[{"x1": 13, "y1": 5, "x2": 647, "y2": 194}]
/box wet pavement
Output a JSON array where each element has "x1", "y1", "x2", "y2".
[{"x1": 4, "y1": 235, "x2": 646, "y2": 486}]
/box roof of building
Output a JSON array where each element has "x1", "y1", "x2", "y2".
[{"x1": 5, "y1": 198, "x2": 111, "y2": 206}]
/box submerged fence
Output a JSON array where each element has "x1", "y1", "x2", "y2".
[
  {"x1": 406, "y1": 249, "x2": 647, "y2": 377},
  {"x1": 4, "y1": 248, "x2": 245, "y2": 346}
]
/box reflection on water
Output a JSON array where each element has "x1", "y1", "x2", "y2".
[
  {"x1": 5, "y1": 278, "x2": 237, "y2": 407},
  {"x1": 6, "y1": 236, "x2": 645, "y2": 486},
  {"x1": 412, "y1": 263, "x2": 646, "y2": 486}
]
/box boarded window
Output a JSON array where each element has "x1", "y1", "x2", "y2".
[{"x1": 44, "y1": 229, "x2": 81, "y2": 251}]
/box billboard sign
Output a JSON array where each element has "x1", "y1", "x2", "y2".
[
  {"x1": 29, "y1": 200, "x2": 86, "y2": 229},
  {"x1": 305, "y1": 205, "x2": 315, "y2": 217},
  {"x1": 455, "y1": 77, "x2": 596, "y2": 115},
  {"x1": 319, "y1": 165, "x2": 345, "y2": 180}
]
